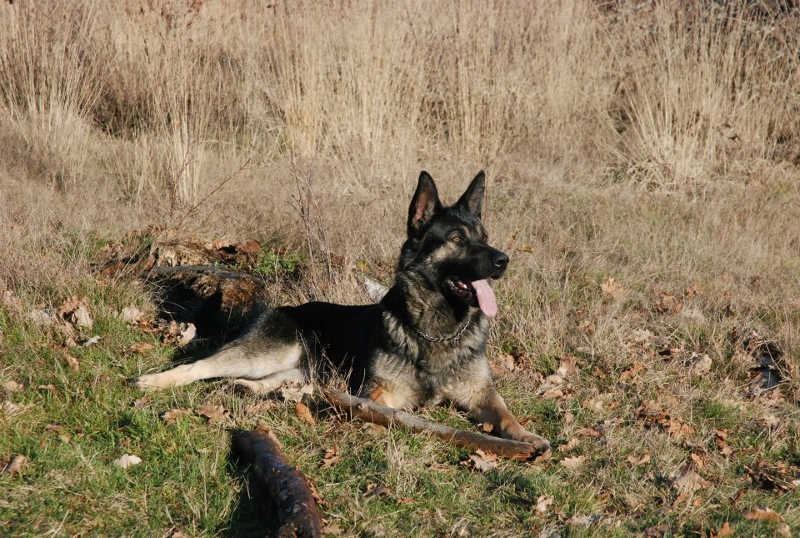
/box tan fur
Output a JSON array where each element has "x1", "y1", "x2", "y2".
[{"x1": 134, "y1": 342, "x2": 303, "y2": 390}]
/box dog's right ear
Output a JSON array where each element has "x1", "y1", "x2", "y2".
[{"x1": 407, "y1": 171, "x2": 442, "y2": 237}]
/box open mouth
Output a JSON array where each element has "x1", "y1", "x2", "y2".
[
  {"x1": 445, "y1": 277, "x2": 475, "y2": 299},
  {"x1": 444, "y1": 277, "x2": 498, "y2": 317}
]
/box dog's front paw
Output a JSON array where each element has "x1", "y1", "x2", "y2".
[
  {"x1": 508, "y1": 428, "x2": 551, "y2": 455},
  {"x1": 129, "y1": 373, "x2": 166, "y2": 390}
]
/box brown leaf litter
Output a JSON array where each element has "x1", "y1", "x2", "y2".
[
  {"x1": 636, "y1": 400, "x2": 694, "y2": 438},
  {"x1": 461, "y1": 450, "x2": 499, "y2": 472}
]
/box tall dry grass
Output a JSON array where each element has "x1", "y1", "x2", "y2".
[
  {"x1": 0, "y1": 0, "x2": 798, "y2": 294},
  {"x1": 2, "y1": 1, "x2": 795, "y2": 210}
]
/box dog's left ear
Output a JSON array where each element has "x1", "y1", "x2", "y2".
[{"x1": 455, "y1": 170, "x2": 486, "y2": 219}]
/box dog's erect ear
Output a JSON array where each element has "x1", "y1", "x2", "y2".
[
  {"x1": 455, "y1": 170, "x2": 486, "y2": 219},
  {"x1": 408, "y1": 171, "x2": 442, "y2": 236}
]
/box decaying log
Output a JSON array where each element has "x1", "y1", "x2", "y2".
[
  {"x1": 323, "y1": 388, "x2": 548, "y2": 460},
  {"x1": 230, "y1": 429, "x2": 322, "y2": 538}
]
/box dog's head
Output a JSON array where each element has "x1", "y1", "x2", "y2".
[{"x1": 397, "y1": 171, "x2": 509, "y2": 317}]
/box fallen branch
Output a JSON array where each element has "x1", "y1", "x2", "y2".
[
  {"x1": 230, "y1": 429, "x2": 322, "y2": 538},
  {"x1": 323, "y1": 388, "x2": 548, "y2": 460}
]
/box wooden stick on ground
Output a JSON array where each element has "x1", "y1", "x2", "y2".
[
  {"x1": 323, "y1": 388, "x2": 549, "y2": 460},
  {"x1": 230, "y1": 429, "x2": 322, "y2": 538}
]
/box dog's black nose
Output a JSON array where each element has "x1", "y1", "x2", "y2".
[{"x1": 493, "y1": 251, "x2": 509, "y2": 269}]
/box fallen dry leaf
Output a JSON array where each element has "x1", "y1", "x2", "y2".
[
  {"x1": 557, "y1": 355, "x2": 580, "y2": 377},
  {"x1": 684, "y1": 284, "x2": 701, "y2": 299},
  {"x1": 654, "y1": 292, "x2": 682, "y2": 314},
  {"x1": 428, "y1": 461, "x2": 454, "y2": 473},
  {"x1": 729, "y1": 488, "x2": 746, "y2": 505},
  {"x1": 1, "y1": 401, "x2": 25, "y2": 417},
  {"x1": 496, "y1": 353, "x2": 516, "y2": 372},
  {"x1": 59, "y1": 296, "x2": 93, "y2": 329},
  {"x1": 306, "y1": 478, "x2": 326, "y2": 508},
  {"x1": 236, "y1": 239, "x2": 261, "y2": 255},
  {"x1": 132, "y1": 397, "x2": 151, "y2": 408},
  {"x1": 689, "y1": 452, "x2": 707, "y2": 469},
  {"x1": 570, "y1": 514, "x2": 602, "y2": 527},
  {"x1": 280, "y1": 381, "x2": 313, "y2": 402},
  {"x1": 670, "y1": 469, "x2": 711, "y2": 494},
  {"x1": 559, "y1": 438, "x2": 580, "y2": 452},
  {"x1": 627, "y1": 453, "x2": 651, "y2": 467},
  {"x1": 119, "y1": 307, "x2": 143, "y2": 323},
  {"x1": 2, "y1": 380, "x2": 24, "y2": 393},
  {"x1": 130, "y1": 342, "x2": 155, "y2": 354},
  {"x1": 686, "y1": 352, "x2": 712, "y2": 373},
  {"x1": 295, "y1": 402, "x2": 316, "y2": 426},
  {"x1": 644, "y1": 523, "x2": 669, "y2": 537},
  {"x1": 636, "y1": 400, "x2": 695, "y2": 438},
  {"x1": 65, "y1": 354, "x2": 80, "y2": 371},
  {"x1": 161, "y1": 407, "x2": 193, "y2": 424},
  {"x1": 743, "y1": 507, "x2": 784, "y2": 523},
  {"x1": 461, "y1": 450, "x2": 498, "y2": 472},
  {"x1": 1, "y1": 455, "x2": 26, "y2": 476},
  {"x1": 322, "y1": 446, "x2": 341, "y2": 469},
  {"x1": 44, "y1": 423, "x2": 70, "y2": 443},
  {"x1": 600, "y1": 277, "x2": 623, "y2": 295},
  {"x1": 359, "y1": 422, "x2": 388, "y2": 436},
  {"x1": 561, "y1": 455, "x2": 587, "y2": 470},
  {"x1": 322, "y1": 522, "x2": 345, "y2": 536},
  {"x1": 745, "y1": 460, "x2": 798, "y2": 492},
  {"x1": 211, "y1": 239, "x2": 233, "y2": 251},
  {"x1": 197, "y1": 403, "x2": 226, "y2": 424},
  {"x1": 714, "y1": 429, "x2": 735, "y2": 458},
  {"x1": 363, "y1": 483, "x2": 393, "y2": 499},
  {"x1": 1, "y1": 288, "x2": 24, "y2": 314},
  {"x1": 629, "y1": 328, "x2": 655, "y2": 345},
  {"x1": 113, "y1": 454, "x2": 142, "y2": 469},
  {"x1": 536, "y1": 494, "x2": 554, "y2": 514},
  {"x1": 574, "y1": 427, "x2": 602, "y2": 438},
  {"x1": 178, "y1": 323, "x2": 196, "y2": 347},
  {"x1": 28, "y1": 307, "x2": 58, "y2": 328},
  {"x1": 672, "y1": 492, "x2": 691, "y2": 509},
  {"x1": 712, "y1": 521, "x2": 735, "y2": 538},
  {"x1": 619, "y1": 361, "x2": 645, "y2": 383},
  {"x1": 81, "y1": 335, "x2": 101, "y2": 347}
]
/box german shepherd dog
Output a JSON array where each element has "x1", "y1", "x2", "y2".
[{"x1": 134, "y1": 171, "x2": 550, "y2": 452}]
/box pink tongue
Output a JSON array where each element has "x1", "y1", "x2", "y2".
[{"x1": 472, "y1": 279, "x2": 498, "y2": 317}]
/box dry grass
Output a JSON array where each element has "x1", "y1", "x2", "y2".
[{"x1": 2, "y1": 1, "x2": 800, "y2": 536}]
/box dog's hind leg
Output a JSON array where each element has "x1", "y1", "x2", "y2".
[
  {"x1": 234, "y1": 368, "x2": 306, "y2": 395},
  {"x1": 133, "y1": 342, "x2": 303, "y2": 390}
]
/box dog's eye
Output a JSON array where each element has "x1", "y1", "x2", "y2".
[{"x1": 451, "y1": 235, "x2": 462, "y2": 243}]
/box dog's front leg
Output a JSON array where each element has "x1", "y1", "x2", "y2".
[{"x1": 465, "y1": 387, "x2": 551, "y2": 454}]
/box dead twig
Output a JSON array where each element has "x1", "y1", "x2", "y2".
[{"x1": 323, "y1": 388, "x2": 548, "y2": 460}]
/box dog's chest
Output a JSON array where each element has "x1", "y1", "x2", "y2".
[{"x1": 385, "y1": 339, "x2": 486, "y2": 406}]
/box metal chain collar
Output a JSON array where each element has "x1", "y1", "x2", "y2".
[{"x1": 413, "y1": 318, "x2": 471, "y2": 347}]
